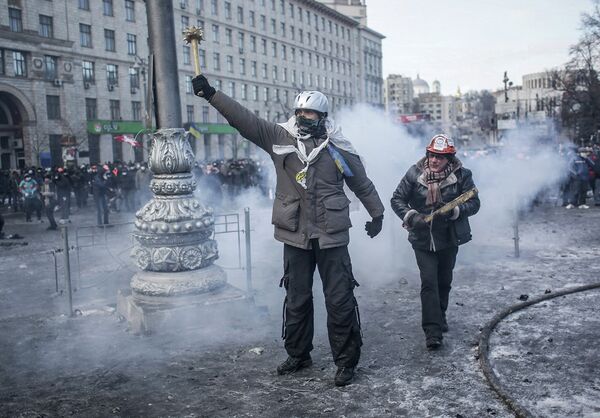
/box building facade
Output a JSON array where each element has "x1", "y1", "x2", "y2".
[
  {"x1": 384, "y1": 74, "x2": 413, "y2": 116},
  {"x1": 0, "y1": 0, "x2": 385, "y2": 169}
]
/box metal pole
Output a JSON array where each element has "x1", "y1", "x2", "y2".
[
  {"x1": 145, "y1": 1, "x2": 182, "y2": 129},
  {"x1": 61, "y1": 226, "x2": 73, "y2": 316},
  {"x1": 244, "y1": 207, "x2": 253, "y2": 294},
  {"x1": 513, "y1": 205, "x2": 520, "y2": 258},
  {"x1": 52, "y1": 250, "x2": 58, "y2": 293},
  {"x1": 75, "y1": 227, "x2": 81, "y2": 290}
]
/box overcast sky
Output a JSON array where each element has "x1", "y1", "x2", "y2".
[{"x1": 366, "y1": 0, "x2": 593, "y2": 94}]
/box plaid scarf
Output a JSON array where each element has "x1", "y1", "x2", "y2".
[{"x1": 420, "y1": 156, "x2": 462, "y2": 207}]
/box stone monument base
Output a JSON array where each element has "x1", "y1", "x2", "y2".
[{"x1": 117, "y1": 267, "x2": 252, "y2": 334}]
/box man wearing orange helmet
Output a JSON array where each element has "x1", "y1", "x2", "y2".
[{"x1": 391, "y1": 134, "x2": 480, "y2": 350}]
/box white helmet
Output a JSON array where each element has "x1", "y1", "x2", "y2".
[{"x1": 294, "y1": 91, "x2": 328, "y2": 114}]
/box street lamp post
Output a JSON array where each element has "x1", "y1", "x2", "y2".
[{"x1": 132, "y1": 55, "x2": 150, "y2": 129}]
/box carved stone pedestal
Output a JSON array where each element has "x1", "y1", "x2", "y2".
[
  {"x1": 117, "y1": 282, "x2": 251, "y2": 335},
  {"x1": 117, "y1": 128, "x2": 249, "y2": 333}
]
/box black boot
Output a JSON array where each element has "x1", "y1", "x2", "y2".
[
  {"x1": 426, "y1": 336, "x2": 443, "y2": 350},
  {"x1": 334, "y1": 366, "x2": 355, "y2": 387},
  {"x1": 276, "y1": 356, "x2": 312, "y2": 375}
]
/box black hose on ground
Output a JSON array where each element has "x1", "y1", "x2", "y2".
[{"x1": 478, "y1": 282, "x2": 600, "y2": 418}]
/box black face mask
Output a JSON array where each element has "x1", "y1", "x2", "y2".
[{"x1": 296, "y1": 115, "x2": 326, "y2": 137}]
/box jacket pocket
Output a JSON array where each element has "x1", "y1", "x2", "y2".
[
  {"x1": 272, "y1": 193, "x2": 301, "y2": 232},
  {"x1": 323, "y1": 195, "x2": 352, "y2": 234}
]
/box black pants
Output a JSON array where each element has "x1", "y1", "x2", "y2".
[
  {"x1": 94, "y1": 194, "x2": 109, "y2": 225},
  {"x1": 414, "y1": 246, "x2": 459, "y2": 339},
  {"x1": 24, "y1": 197, "x2": 42, "y2": 221},
  {"x1": 281, "y1": 241, "x2": 362, "y2": 368}
]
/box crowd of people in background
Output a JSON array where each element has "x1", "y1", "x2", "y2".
[
  {"x1": 0, "y1": 157, "x2": 273, "y2": 232},
  {"x1": 561, "y1": 144, "x2": 600, "y2": 209}
]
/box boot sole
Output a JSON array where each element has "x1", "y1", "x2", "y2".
[{"x1": 277, "y1": 359, "x2": 312, "y2": 375}]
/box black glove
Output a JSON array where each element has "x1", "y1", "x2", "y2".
[
  {"x1": 407, "y1": 212, "x2": 428, "y2": 230},
  {"x1": 365, "y1": 215, "x2": 383, "y2": 238},
  {"x1": 192, "y1": 75, "x2": 216, "y2": 100}
]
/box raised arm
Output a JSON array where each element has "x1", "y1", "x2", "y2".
[{"x1": 193, "y1": 75, "x2": 286, "y2": 154}]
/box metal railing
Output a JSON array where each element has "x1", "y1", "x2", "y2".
[{"x1": 58, "y1": 208, "x2": 254, "y2": 315}]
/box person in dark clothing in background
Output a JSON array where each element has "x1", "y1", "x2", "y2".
[
  {"x1": 93, "y1": 165, "x2": 112, "y2": 226},
  {"x1": 391, "y1": 134, "x2": 480, "y2": 351},
  {"x1": 193, "y1": 75, "x2": 385, "y2": 386},
  {"x1": 54, "y1": 167, "x2": 72, "y2": 223},
  {"x1": 119, "y1": 166, "x2": 137, "y2": 212}
]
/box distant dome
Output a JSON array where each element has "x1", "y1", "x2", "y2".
[
  {"x1": 432, "y1": 80, "x2": 441, "y2": 94},
  {"x1": 413, "y1": 74, "x2": 430, "y2": 95}
]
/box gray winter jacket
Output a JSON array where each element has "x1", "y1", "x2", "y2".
[
  {"x1": 210, "y1": 91, "x2": 384, "y2": 250},
  {"x1": 390, "y1": 161, "x2": 480, "y2": 251}
]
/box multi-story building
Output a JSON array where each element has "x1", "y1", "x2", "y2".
[
  {"x1": 0, "y1": 0, "x2": 149, "y2": 168},
  {"x1": 316, "y1": 0, "x2": 384, "y2": 108},
  {"x1": 0, "y1": 0, "x2": 383, "y2": 169},
  {"x1": 179, "y1": 0, "x2": 360, "y2": 161},
  {"x1": 384, "y1": 74, "x2": 413, "y2": 116}
]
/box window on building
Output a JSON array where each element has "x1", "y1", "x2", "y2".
[
  {"x1": 224, "y1": 1, "x2": 231, "y2": 19},
  {"x1": 239, "y1": 58, "x2": 246, "y2": 75},
  {"x1": 228, "y1": 81, "x2": 235, "y2": 98},
  {"x1": 184, "y1": 76, "x2": 192, "y2": 94},
  {"x1": 39, "y1": 15, "x2": 54, "y2": 38},
  {"x1": 238, "y1": 32, "x2": 244, "y2": 49},
  {"x1": 211, "y1": 0, "x2": 218, "y2": 15},
  {"x1": 280, "y1": 22, "x2": 285, "y2": 37},
  {"x1": 261, "y1": 38, "x2": 267, "y2": 55},
  {"x1": 213, "y1": 52, "x2": 220, "y2": 70},
  {"x1": 252, "y1": 85, "x2": 258, "y2": 101},
  {"x1": 13, "y1": 51, "x2": 26, "y2": 77},
  {"x1": 80, "y1": 24, "x2": 92, "y2": 47},
  {"x1": 199, "y1": 49, "x2": 206, "y2": 67},
  {"x1": 212, "y1": 24, "x2": 219, "y2": 42},
  {"x1": 227, "y1": 55, "x2": 233, "y2": 73},
  {"x1": 79, "y1": 0, "x2": 90, "y2": 10},
  {"x1": 0, "y1": 50, "x2": 5, "y2": 75},
  {"x1": 106, "y1": 64, "x2": 118, "y2": 86},
  {"x1": 250, "y1": 35, "x2": 256, "y2": 52},
  {"x1": 125, "y1": 0, "x2": 135, "y2": 21},
  {"x1": 282, "y1": 67, "x2": 287, "y2": 82},
  {"x1": 251, "y1": 61, "x2": 257, "y2": 77},
  {"x1": 105, "y1": 29, "x2": 116, "y2": 52},
  {"x1": 186, "y1": 105, "x2": 194, "y2": 123},
  {"x1": 237, "y1": 6, "x2": 244, "y2": 23},
  {"x1": 241, "y1": 84, "x2": 247, "y2": 100},
  {"x1": 46, "y1": 95, "x2": 61, "y2": 120},
  {"x1": 132, "y1": 101, "x2": 142, "y2": 121},
  {"x1": 103, "y1": 0, "x2": 114, "y2": 16},
  {"x1": 183, "y1": 46, "x2": 191, "y2": 65},
  {"x1": 82, "y1": 60, "x2": 95, "y2": 83},
  {"x1": 129, "y1": 67, "x2": 140, "y2": 89},
  {"x1": 271, "y1": 41, "x2": 277, "y2": 58},
  {"x1": 261, "y1": 63, "x2": 267, "y2": 79},
  {"x1": 110, "y1": 100, "x2": 121, "y2": 120},
  {"x1": 85, "y1": 98, "x2": 97, "y2": 120},
  {"x1": 270, "y1": 18, "x2": 276, "y2": 34},
  {"x1": 260, "y1": 15, "x2": 266, "y2": 31},
  {"x1": 264, "y1": 87, "x2": 270, "y2": 101},
  {"x1": 127, "y1": 33, "x2": 137, "y2": 55},
  {"x1": 272, "y1": 65, "x2": 278, "y2": 81},
  {"x1": 9, "y1": 7, "x2": 23, "y2": 33},
  {"x1": 249, "y1": 11, "x2": 255, "y2": 27},
  {"x1": 44, "y1": 55, "x2": 57, "y2": 80},
  {"x1": 196, "y1": 0, "x2": 204, "y2": 12},
  {"x1": 202, "y1": 106, "x2": 209, "y2": 123},
  {"x1": 181, "y1": 15, "x2": 189, "y2": 29},
  {"x1": 225, "y1": 28, "x2": 232, "y2": 46}
]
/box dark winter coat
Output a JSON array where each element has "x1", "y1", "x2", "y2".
[
  {"x1": 390, "y1": 161, "x2": 480, "y2": 251},
  {"x1": 209, "y1": 91, "x2": 384, "y2": 250}
]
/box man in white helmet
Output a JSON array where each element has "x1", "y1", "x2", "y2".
[{"x1": 193, "y1": 75, "x2": 384, "y2": 386}]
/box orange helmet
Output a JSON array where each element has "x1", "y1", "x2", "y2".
[{"x1": 426, "y1": 134, "x2": 456, "y2": 155}]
